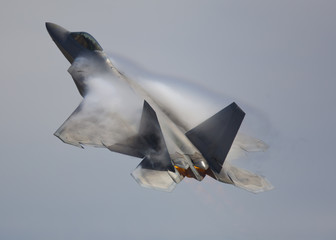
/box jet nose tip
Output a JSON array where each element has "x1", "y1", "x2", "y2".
[
  {"x1": 46, "y1": 22, "x2": 70, "y2": 47},
  {"x1": 45, "y1": 22, "x2": 76, "y2": 64},
  {"x1": 45, "y1": 22, "x2": 69, "y2": 39},
  {"x1": 45, "y1": 22, "x2": 57, "y2": 34}
]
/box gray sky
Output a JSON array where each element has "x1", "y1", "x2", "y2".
[{"x1": 1, "y1": 1, "x2": 336, "y2": 239}]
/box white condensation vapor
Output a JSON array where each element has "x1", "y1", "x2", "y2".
[
  {"x1": 108, "y1": 53, "x2": 271, "y2": 150},
  {"x1": 56, "y1": 52, "x2": 272, "y2": 192},
  {"x1": 107, "y1": 53, "x2": 273, "y2": 192},
  {"x1": 55, "y1": 57, "x2": 144, "y2": 148}
]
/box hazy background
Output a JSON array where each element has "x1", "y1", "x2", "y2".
[{"x1": 1, "y1": 1, "x2": 335, "y2": 239}]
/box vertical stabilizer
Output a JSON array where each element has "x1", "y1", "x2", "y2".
[{"x1": 186, "y1": 102, "x2": 245, "y2": 173}]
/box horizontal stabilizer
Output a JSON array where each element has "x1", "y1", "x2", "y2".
[
  {"x1": 226, "y1": 165, "x2": 273, "y2": 193},
  {"x1": 186, "y1": 102, "x2": 245, "y2": 173},
  {"x1": 131, "y1": 158, "x2": 178, "y2": 192},
  {"x1": 131, "y1": 167, "x2": 177, "y2": 192}
]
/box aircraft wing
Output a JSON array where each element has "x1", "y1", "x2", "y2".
[
  {"x1": 55, "y1": 93, "x2": 179, "y2": 191},
  {"x1": 54, "y1": 102, "x2": 134, "y2": 148}
]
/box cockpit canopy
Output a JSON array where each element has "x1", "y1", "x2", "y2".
[{"x1": 70, "y1": 32, "x2": 103, "y2": 51}]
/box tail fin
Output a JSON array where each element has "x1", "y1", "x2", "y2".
[
  {"x1": 108, "y1": 101, "x2": 174, "y2": 172},
  {"x1": 108, "y1": 101, "x2": 179, "y2": 191},
  {"x1": 186, "y1": 102, "x2": 245, "y2": 173},
  {"x1": 131, "y1": 101, "x2": 181, "y2": 192}
]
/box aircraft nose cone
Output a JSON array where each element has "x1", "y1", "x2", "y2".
[
  {"x1": 45, "y1": 22, "x2": 58, "y2": 33},
  {"x1": 45, "y1": 22, "x2": 69, "y2": 44},
  {"x1": 46, "y1": 22, "x2": 77, "y2": 63}
]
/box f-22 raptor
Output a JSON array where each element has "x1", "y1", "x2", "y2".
[{"x1": 46, "y1": 22, "x2": 272, "y2": 192}]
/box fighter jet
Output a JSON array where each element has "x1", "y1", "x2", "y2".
[{"x1": 46, "y1": 22, "x2": 272, "y2": 192}]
